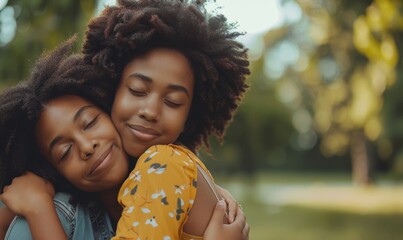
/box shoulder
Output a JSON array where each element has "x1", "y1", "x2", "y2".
[
  {"x1": 5, "y1": 215, "x2": 32, "y2": 240},
  {"x1": 5, "y1": 192, "x2": 76, "y2": 240},
  {"x1": 136, "y1": 144, "x2": 200, "y2": 166},
  {"x1": 132, "y1": 144, "x2": 202, "y2": 180},
  {"x1": 5, "y1": 193, "x2": 113, "y2": 240},
  {"x1": 53, "y1": 192, "x2": 77, "y2": 220}
]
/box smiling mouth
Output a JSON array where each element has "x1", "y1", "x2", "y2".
[
  {"x1": 87, "y1": 145, "x2": 113, "y2": 176},
  {"x1": 126, "y1": 124, "x2": 161, "y2": 142}
]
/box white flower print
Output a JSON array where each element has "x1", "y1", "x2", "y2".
[{"x1": 145, "y1": 216, "x2": 158, "y2": 227}]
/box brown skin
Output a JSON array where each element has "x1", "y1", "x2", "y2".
[
  {"x1": 35, "y1": 95, "x2": 128, "y2": 194},
  {"x1": 204, "y1": 200, "x2": 250, "y2": 240},
  {"x1": 112, "y1": 48, "x2": 194, "y2": 158}
]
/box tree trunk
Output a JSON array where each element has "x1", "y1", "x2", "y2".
[{"x1": 350, "y1": 130, "x2": 373, "y2": 186}]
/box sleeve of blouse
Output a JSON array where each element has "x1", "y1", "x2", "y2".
[{"x1": 113, "y1": 145, "x2": 197, "y2": 240}]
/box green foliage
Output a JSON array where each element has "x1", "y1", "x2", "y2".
[
  {"x1": 200, "y1": 54, "x2": 296, "y2": 174},
  {"x1": 0, "y1": 0, "x2": 97, "y2": 84},
  {"x1": 234, "y1": 0, "x2": 403, "y2": 184}
]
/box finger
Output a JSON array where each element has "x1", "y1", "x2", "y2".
[
  {"x1": 233, "y1": 206, "x2": 246, "y2": 227},
  {"x1": 211, "y1": 199, "x2": 227, "y2": 223},
  {"x1": 243, "y1": 223, "x2": 250, "y2": 240},
  {"x1": 204, "y1": 199, "x2": 227, "y2": 239},
  {"x1": 217, "y1": 186, "x2": 238, "y2": 223},
  {"x1": 226, "y1": 199, "x2": 238, "y2": 223}
]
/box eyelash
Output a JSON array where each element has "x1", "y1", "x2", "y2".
[
  {"x1": 57, "y1": 115, "x2": 100, "y2": 162},
  {"x1": 129, "y1": 88, "x2": 183, "y2": 108},
  {"x1": 128, "y1": 88, "x2": 146, "y2": 96},
  {"x1": 84, "y1": 115, "x2": 100, "y2": 130},
  {"x1": 60, "y1": 145, "x2": 72, "y2": 162},
  {"x1": 164, "y1": 99, "x2": 182, "y2": 108}
]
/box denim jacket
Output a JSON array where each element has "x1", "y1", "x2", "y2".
[{"x1": 1, "y1": 192, "x2": 115, "y2": 240}]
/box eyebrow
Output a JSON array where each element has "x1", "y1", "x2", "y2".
[
  {"x1": 48, "y1": 105, "x2": 93, "y2": 154},
  {"x1": 128, "y1": 73, "x2": 190, "y2": 97}
]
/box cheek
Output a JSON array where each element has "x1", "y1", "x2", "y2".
[
  {"x1": 112, "y1": 93, "x2": 135, "y2": 122},
  {"x1": 99, "y1": 119, "x2": 122, "y2": 142},
  {"x1": 57, "y1": 163, "x2": 82, "y2": 185},
  {"x1": 167, "y1": 110, "x2": 189, "y2": 135},
  {"x1": 114, "y1": 157, "x2": 129, "y2": 182}
]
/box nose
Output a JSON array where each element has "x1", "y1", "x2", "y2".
[
  {"x1": 139, "y1": 96, "x2": 160, "y2": 122},
  {"x1": 77, "y1": 135, "x2": 99, "y2": 160}
]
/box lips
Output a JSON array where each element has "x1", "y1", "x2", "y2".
[
  {"x1": 126, "y1": 123, "x2": 161, "y2": 142},
  {"x1": 87, "y1": 145, "x2": 113, "y2": 176}
]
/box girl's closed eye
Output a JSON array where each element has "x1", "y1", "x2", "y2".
[
  {"x1": 164, "y1": 98, "x2": 182, "y2": 108},
  {"x1": 128, "y1": 87, "x2": 147, "y2": 97},
  {"x1": 83, "y1": 115, "x2": 100, "y2": 130},
  {"x1": 59, "y1": 144, "x2": 72, "y2": 162}
]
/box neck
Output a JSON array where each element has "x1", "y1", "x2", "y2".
[{"x1": 97, "y1": 186, "x2": 122, "y2": 224}]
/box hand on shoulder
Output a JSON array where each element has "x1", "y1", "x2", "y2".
[{"x1": 0, "y1": 172, "x2": 55, "y2": 217}]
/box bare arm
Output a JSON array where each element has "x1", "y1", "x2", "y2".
[
  {"x1": 0, "y1": 172, "x2": 68, "y2": 240},
  {"x1": 184, "y1": 167, "x2": 226, "y2": 236},
  {"x1": 0, "y1": 206, "x2": 15, "y2": 239},
  {"x1": 185, "y1": 169, "x2": 249, "y2": 239}
]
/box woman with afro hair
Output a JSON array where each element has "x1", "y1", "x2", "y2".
[{"x1": 82, "y1": 0, "x2": 250, "y2": 239}]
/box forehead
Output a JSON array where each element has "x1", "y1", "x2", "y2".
[
  {"x1": 35, "y1": 95, "x2": 93, "y2": 144},
  {"x1": 123, "y1": 48, "x2": 194, "y2": 80},
  {"x1": 40, "y1": 95, "x2": 92, "y2": 122}
]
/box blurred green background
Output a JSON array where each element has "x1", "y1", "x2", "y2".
[{"x1": 1, "y1": 0, "x2": 403, "y2": 239}]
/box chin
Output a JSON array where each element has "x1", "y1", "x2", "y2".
[{"x1": 131, "y1": 147, "x2": 148, "y2": 158}]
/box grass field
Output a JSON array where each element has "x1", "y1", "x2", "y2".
[{"x1": 216, "y1": 172, "x2": 403, "y2": 240}]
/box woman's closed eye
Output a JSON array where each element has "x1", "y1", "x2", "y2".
[
  {"x1": 128, "y1": 87, "x2": 146, "y2": 96},
  {"x1": 59, "y1": 144, "x2": 72, "y2": 162},
  {"x1": 164, "y1": 98, "x2": 182, "y2": 108},
  {"x1": 84, "y1": 115, "x2": 100, "y2": 130}
]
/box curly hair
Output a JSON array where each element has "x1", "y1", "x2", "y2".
[
  {"x1": 83, "y1": 0, "x2": 250, "y2": 151},
  {"x1": 0, "y1": 37, "x2": 116, "y2": 194}
]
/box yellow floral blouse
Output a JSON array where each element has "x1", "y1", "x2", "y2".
[{"x1": 112, "y1": 144, "x2": 211, "y2": 240}]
